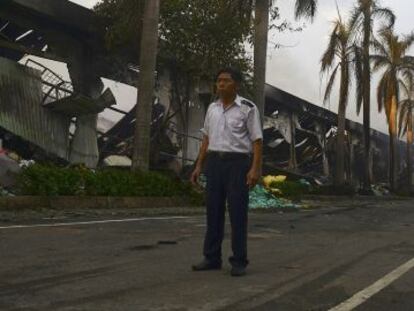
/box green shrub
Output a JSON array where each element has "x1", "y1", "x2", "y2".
[
  {"x1": 16, "y1": 164, "x2": 200, "y2": 199},
  {"x1": 17, "y1": 164, "x2": 85, "y2": 196}
]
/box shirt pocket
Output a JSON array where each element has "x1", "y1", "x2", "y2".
[{"x1": 228, "y1": 116, "x2": 245, "y2": 133}]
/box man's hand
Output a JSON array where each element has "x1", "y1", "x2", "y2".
[
  {"x1": 191, "y1": 165, "x2": 202, "y2": 186},
  {"x1": 246, "y1": 167, "x2": 260, "y2": 189}
]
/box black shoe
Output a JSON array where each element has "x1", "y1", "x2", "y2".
[
  {"x1": 231, "y1": 266, "x2": 246, "y2": 277},
  {"x1": 192, "y1": 260, "x2": 222, "y2": 271}
]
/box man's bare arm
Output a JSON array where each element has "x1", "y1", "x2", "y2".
[{"x1": 247, "y1": 139, "x2": 263, "y2": 188}]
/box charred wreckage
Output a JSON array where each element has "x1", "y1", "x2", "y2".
[{"x1": 0, "y1": 0, "x2": 410, "y2": 190}]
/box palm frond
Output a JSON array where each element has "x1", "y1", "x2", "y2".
[
  {"x1": 398, "y1": 100, "x2": 409, "y2": 136},
  {"x1": 323, "y1": 63, "x2": 339, "y2": 104},
  {"x1": 294, "y1": 0, "x2": 318, "y2": 21},
  {"x1": 321, "y1": 22, "x2": 340, "y2": 72},
  {"x1": 348, "y1": 5, "x2": 362, "y2": 33},
  {"x1": 398, "y1": 77, "x2": 410, "y2": 99},
  {"x1": 370, "y1": 54, "x2": 388, "y2": 72},
  {"x1": 401, "y1": 31, "x2": 414, "y2": 52},
  {"x1": 372, "y1": 7, "x2": 396, "y2": 29},
  {"x1": 401, "y1": 56, "x2": 414, "y2": 67},
  {"x1": 377, "y1": 71, "x2": 390, "y2": 114},
  {"x1": 370, "y1": 37, "x2": 389, "y2": 57},
  {"x1": 401, "y1": 69, "x2": 414, "y2": 98}
]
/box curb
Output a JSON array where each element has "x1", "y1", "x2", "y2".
[
  {"x1": 299, "y1": 195, "x2": 414, "y2": 201},
  {"x1": 0, "y1": 196, "x2": 194, "y2": 210}
]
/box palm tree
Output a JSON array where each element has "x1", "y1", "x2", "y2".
[
  {"x1": 371, "y1": 28, "x2": 414, "y2": 191},
  {"x1": 253, "y1": 0, "x2": 318, "y2": 121},
  {"x1": 349, "y1": 0, "x2": 395, "y2": 192},
  {"x1": 254, "y1": 0, "x2": 270, "y2": 122},
  {"x1": 321, "y1": 15, "x2": 354, "y2": 186},
  {"x1": 132, "y1": 0, "x2": 161, "y2": 171},
  {"x1": 398, "y1": 70, "x2": 414, "y2": 193}
]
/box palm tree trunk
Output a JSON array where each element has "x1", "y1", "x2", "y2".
[
  {"x1": 407, "y1": 108, "x2": 413, "y2": 193},
  {"x1": 389, "y1": 95, "x2": 398, "y2": 191},
  {"x1": 254, "y1": 0, "x2": 269, "y2": 122},
  {"x1": 335, "y1": 68, "x2": 347, "y2": 186},
  {"x1": 132, "y1": 0, "x2": 161, "y2": 171},
  {"x1": 289, "y1": 112, "x2": 297, "y2": 171},
  {"x1": 362, "y1": 12, "x2": 372, "y2": 192}
]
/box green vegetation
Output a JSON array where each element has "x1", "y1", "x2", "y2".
[{"x1": 16, "y1": 164, "x2": 202, "y2": 201}]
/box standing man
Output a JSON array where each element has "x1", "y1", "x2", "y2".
[{"x1": 191, "y1": 68, "x2": 263, "y2": 277}]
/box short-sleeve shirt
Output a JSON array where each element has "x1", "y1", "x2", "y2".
[{"x1": 201, "y1": 95, "x2": 263, "y2": 154}]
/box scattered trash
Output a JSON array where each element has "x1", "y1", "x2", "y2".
[
  {"x1": 249, "y1": 185, "x2": 299, "y2": 209},
  {"x1": 102, "y1": 155, "x2": 132, "y2": 167},
  {"x1": 267, "y1": 187, "x2": 283, "y2": 196},
  {"x1": 371, "y1": 183, "x2": 390, "y2": 196},
  {"x1": 0, "y1": 187, "x2": 15, "y2": 197},
  {"x1": 263, "y1": 175, "x2": 287, "y2": 187},
  {"x1": 19, "y1": 159, "x2": 35, "y2": 168},
  {"x1": 197, "y1": 174, "x2": 300, "y2": 209},
  {"x1": 298, "y1": 179, "x2": 311, "y2": 187}
]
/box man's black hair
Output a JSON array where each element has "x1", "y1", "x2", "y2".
[{"x1": 215, "y1": 67, "x2": 243, "y2": 84}]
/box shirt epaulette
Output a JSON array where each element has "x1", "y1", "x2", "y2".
[{"x1": 241, "y1": 99, "x2": 254, "y2": 108}]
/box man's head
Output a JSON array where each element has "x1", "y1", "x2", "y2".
[{"x1": 215, "y1": 67, "x2": 242, "y2": 98}]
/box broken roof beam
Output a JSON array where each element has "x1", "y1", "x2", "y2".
[
  {"x1": 0, "y1": 39, "x2": 64, "y2": 62},
  {"x1": 0, "y1": 0, "x2": 97, "y2": 36}
]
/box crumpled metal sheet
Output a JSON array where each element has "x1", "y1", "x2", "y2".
[
  {"x1": 264, "y1": 113, "x2": 301, "y2": 144},
  {"x1": 0, "y1": 57, "x2": 71, "y2": 160}
]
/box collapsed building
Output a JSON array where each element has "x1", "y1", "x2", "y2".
[
  {"x1": 0, "y1": 0, "x2": 412, "y2": 189},
  {"x1": 0, "y1": 0, "x2": 120, "y2": 168}
]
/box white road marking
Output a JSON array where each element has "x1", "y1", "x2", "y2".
[
  {"x1": 0, "y1": 216, "x2": 191, "y2": 230},
  {"x1": 329, "y1": 257, "x2": 414, "y2": 311}
]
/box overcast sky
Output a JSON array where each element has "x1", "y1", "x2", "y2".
[{"x1": 68, "y1": 0, "x2": 414, "y2": 134}]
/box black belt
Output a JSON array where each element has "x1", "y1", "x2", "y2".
[{"x1": 208, "y1": 151, "x2": 251, "y2": 160}]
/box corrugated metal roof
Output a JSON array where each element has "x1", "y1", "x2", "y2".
[{"x1": 0, "y1": 57, "x2": 71, "y2": 159}]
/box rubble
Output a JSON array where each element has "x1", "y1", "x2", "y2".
[{"x1": 0, "y1": 0, "x2": 412, "y2": 193}]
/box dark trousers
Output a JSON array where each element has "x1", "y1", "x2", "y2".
[{"x1": 203, "y1": 153, "x2": 250, "y2": 267}]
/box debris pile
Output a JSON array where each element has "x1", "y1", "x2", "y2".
[
  {"x1": 198, "y1": 174, "x2": 300, "y2": 209},
  {"x1": 371, "y1": 183, "x2": 390, "y2": 196},
  {"x1": 249, "y1": 184, "x2": 299, "y2": 210}
]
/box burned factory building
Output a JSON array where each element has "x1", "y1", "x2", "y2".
[
  {"x1": 0, "y1": 0, "x2": 410, "y2": 188},
  {"x1": 0, "y1": 0, "x2": 118, "y2": 168}
]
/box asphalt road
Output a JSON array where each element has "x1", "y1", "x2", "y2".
[{"x1": 1, "y1": 197, "x2": 414, "y2": 310}]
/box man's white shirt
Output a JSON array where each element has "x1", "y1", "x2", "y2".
[{"x1": 201, "y1": 95, "x2": 263, "y2": 154}]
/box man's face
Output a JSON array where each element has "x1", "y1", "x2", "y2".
[{"x1": 216, "y1": 72, "x2": 238, "y2": 97}]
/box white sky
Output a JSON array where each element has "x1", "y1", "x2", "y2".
[{"x1": 68, "y1": 0, "x2": 414, "y2": 134}]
